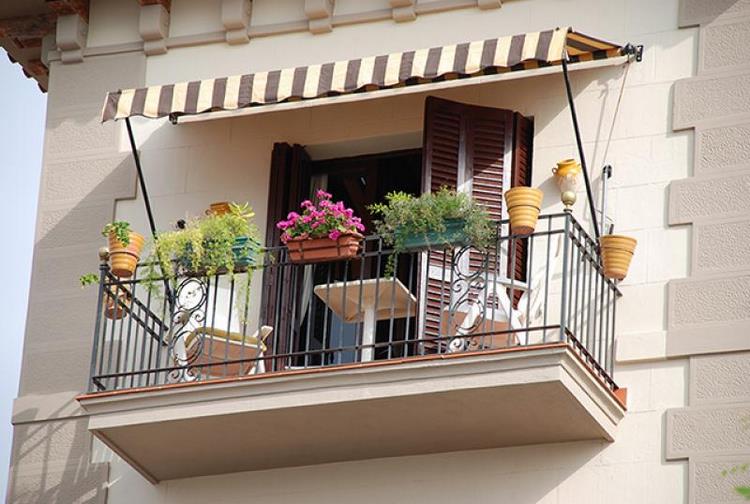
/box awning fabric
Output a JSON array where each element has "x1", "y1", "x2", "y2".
[{"x1": 101, "y1": 27, "x2": 623, "y2": 123}]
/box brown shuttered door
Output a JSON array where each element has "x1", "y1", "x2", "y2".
[
  {"x1": 508, "y1": 112, "x2": 534, "y2": 306},
  {"x1": 420, "y1": 97, "x2": 517, "y2": 343},
  {"x1": 261, "y1": 143, "x2": 311, "y2": 366},
  {"x1": 421, "y1": 97, "x2": 463, "y2": 340}
]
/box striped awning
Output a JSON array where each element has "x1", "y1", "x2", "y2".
[{"x1": 102, "y1": 27, "x2": 624, "y2": 123}]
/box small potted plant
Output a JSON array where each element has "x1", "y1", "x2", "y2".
[
  {"x1": 146, "y1": 202, "x2": 261, "y2": 281},
  {"x1": 504, "y1": 186, "x2": 543, "y2": 235},
  {"x1": 103, "y1": 221, "x2": 145, "y2": 278},
  {"x1": 599, "y1": 234, "x2": 637, "y2": 280},
  {"x1": 277, "y1": 190, "x2": 365, "y2": 263},
  {"x1": 368, "y1": 187, "x2": 493, "y2": 253}
]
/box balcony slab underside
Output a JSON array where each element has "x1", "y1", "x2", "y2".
[{"x1": 78, "y1": 345, "x2": 624, "y2": 483}]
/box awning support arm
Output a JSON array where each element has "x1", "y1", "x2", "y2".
[
  {"x1": 124, "y1": 118, "x2": 174, "y2": 306},
  {"x1": 561, "y1": 55, "x2": 600, "y2": 241},
  {"x1": 125, "y1": 118, "x2": 158, "y2": 239}
]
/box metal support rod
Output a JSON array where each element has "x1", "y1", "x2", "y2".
[
  {"x1": 124, "y1": 118, "x2": 173, "y2": 305},
  {"x1": 561, "y1": 56, "x2": 601, "y2": 241},
  {"x1": 600, "y1": 164, "x2": 612, "y2": 236},
  {"x1": 125, "y1": 118, "x2": 158, "y2": 239}
]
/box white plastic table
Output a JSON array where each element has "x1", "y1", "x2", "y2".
[{"x1": 313, "y1": 278, "x2": 416, "y2": 362}]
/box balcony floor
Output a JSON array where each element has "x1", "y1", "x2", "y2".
[{"x1": 78, "y1": 343, "x2": 625, "y2": 483}]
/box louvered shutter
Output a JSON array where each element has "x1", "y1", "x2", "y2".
[
  {"x1": 261, "y1": 143, "x2": 311, "y2": 367},
  {"x1": 421, "y1": 98, "x2": 462, "y2": 340},
  {"x1": 507, "y1": 113, "x2": 534, "y2": 306},
  {"x1": 420, "y1": 98, "x2": 517, "y2": 344}
]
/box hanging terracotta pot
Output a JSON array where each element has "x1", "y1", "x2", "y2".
[
  {"x1": 207, "y1": 201, "x2": 231, "y2": 215},
  {"x1": 599, "y1": 235, "x2": 637, "y2": 280},
  {"x1": 504, "y1": 187, "x2": 543, "y2": 235},
  {"x1": 104, "y1": 289, "x2": 132, "y2": 320},
  {"x1": 286, "y1": 233, "x2": 363, "y2": 263},
  {"x1": 108, "y1": 231, "x2": 145, "y2": 278}
]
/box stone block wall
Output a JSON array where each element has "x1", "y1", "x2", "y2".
[
  {"x1": 6, "y1": 53, "x2": 146, "y2": 504},
  {"x1": 666, "y1": 1, "x2": 750, "y2": 502}
]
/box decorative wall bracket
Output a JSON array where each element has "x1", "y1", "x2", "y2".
[
  {"x1": 139, "y1": 2, "x2": 170, "y2": 56},
  {"x1": 222, "y1": 0, "x2": 252, "y2": 45},
  {"x1": 304, "y1": 0, "x2": 334, "y2": 34},
  {"x1": 55, "y1": 13, "x2": 87, "y2": 63},
  {"x1": 389, "y1": 0, "x2": 416, "y2": 22}
]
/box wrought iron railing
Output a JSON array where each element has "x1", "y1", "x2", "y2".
[{"x1": 87, "y1": 213, "x2": 621, "y2": 393}]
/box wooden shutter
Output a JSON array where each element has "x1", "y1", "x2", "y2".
[
  {"x1": 420, "y1": 97, "x2": 515, "y2": 342},
  {"x1": 421, "y1": 98, "x2": 462, "y2": 340},
  {"x1": 507, "y1": 113, "x2": 534, "y2": 306},
  {"x1": 261, "y1": 143, "x2": 311, "y2": 366}
]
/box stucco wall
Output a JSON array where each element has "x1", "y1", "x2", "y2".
[{"x1": 7, "y1": 0, "x2": 722, "y2": 502}]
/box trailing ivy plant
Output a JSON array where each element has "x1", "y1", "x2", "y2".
[
  {"x1": 79, "y1": 273, "x2": 99, "y2": 288},
  {"x1": 142, "y1": 202, "x2": 262, "y2": 291},
  {"x1": 368, "y1": 187, "x2": 494, "y2": 253},
  {"x1": 368, "y1": 188, "x2": 494, "y2": 276},
  {"x1": 102, "y1": 221, "x2": 132, "y2": 246}
]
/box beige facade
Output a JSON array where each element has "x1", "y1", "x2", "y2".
[{"x1": 2, "y1": 0, "x2": 749, "y2": 502}]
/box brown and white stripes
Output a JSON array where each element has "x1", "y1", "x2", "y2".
[{"x1": 101, "y1": 27, "x2": 621, "y2": 122}]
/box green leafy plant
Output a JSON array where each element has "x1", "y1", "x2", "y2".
[
  {"x1": 722, "y1": 415, "x2": 750, "y2": 499},
  {"x1": 143, "y1": 202, "x2": 262, "y2": 287},
  {"x1": 79, "y1": 273, "x2": 99, "y2": 288},
  {"x1": 368, "y1": 187, "x2": 494, "y2": 253},
  {"x1": 102, "y1": 221, "x2": 132, "y2": 246}
]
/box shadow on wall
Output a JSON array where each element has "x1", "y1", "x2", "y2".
[
  {"x1": 160, "y1": 440, "x2": 607, "y2": 504},
  {"x1": 6, "y1": 141, "x2": 137, "y2": 503},
  {"x1": 8, "y1": 406, "x2": 108, "y2": 503}
]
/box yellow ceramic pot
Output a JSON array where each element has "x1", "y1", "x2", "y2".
[
  {"x1": 504, "y1": 187, "x2": 543, "y2": 235},
  {"x1": 108, "y1": 231, "x2": 145, "y2": 278},
  {"x1": 208, "y1": 201, "x2": 231, "y2": 215},
  {"x1": 553, "y1": 159, "x2": 582, "y2": 178},
  {"x1": 599, "y1": 234, "x2": 637, "y2": 280}
]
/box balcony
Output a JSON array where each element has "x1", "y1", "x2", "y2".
[{"x1": 77, "y1": 213, "x2": 625, "y2": 483}]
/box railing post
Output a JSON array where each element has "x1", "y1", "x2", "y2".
[
  {"x1": 559, "y1": 212, "x2": 572, "y2": 342},
  {"x1": 88, "y1": 247, "x2": 110, "y2": 391}
]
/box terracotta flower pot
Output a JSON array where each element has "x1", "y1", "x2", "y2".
[
  {"x1": 286, "y1": 233, "x2": 363, "y2": 263},
  {"x1": 207, "y1": 201, "x2": 231, "y2": 215},
  {"x1": 108, "y1": 231, "x2": 145, "y2": 278},
  {"x1": 599, "y1": 234, "x2": 637, "y2": 280},
  {"x1": 104, "y1": 289, "x2": 131, "y2": 320},
  {"x1": 504, "y1": 187, "x2": 543, "y2": 235}
]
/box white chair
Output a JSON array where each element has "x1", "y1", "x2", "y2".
[
  {"x1": 169, "y1": 325, "x2": 273, "y2": 381},
  {"x1": 448, "y1": 235, "x2": 563, "y2": 352}
]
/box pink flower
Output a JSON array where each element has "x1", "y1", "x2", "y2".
[
  {"x1": 316, "y1": 189, "x2": 333, "y2": 200},
  {"x1": 329, "y1": 229, "x2": 341, "y2": 240},
  {"x1": 300, "y1": 200, "x2": 313, "y2": 209},
  {"x1": 286, "y1": 211, "x2": 300, "y2": 221},
  {"x1": 302, "y1": 215, "x2": 313, "y2": 224}
]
